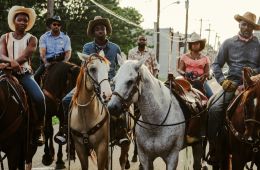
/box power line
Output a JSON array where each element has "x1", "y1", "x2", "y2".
[{"x1": 90, "y1": 0, "x2": 142, "y2": 28}]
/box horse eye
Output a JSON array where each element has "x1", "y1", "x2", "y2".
[
  {"x1": 127, "y1": 80, "x2": 133, "y2": 86},
  {"x1": 89, "y1": 67, "x2": 96, "y2": 73}
]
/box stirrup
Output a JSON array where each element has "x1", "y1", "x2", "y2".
[{"x1": 54, "y1": 133, "x2": 67, "y2": 145}]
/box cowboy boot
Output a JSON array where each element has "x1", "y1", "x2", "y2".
[
  {"x1": 34, "y1": 120, "x2": 45, "y2": 146},
  {"x1": 118, "y1": 115, "x2": 130, "y2": 146},
  {"x1": 54, "y1": 116, "x2": 68, "y2": 145},
  {"x1": 207, "y1": 140, "x2": 219, "y2": 166}
]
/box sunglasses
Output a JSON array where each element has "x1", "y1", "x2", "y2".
[{"x1": 52, "y1": 23, "x2": 61, "y2": 27}]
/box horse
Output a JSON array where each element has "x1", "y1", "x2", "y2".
[
  {"x1": 108, "y1": 58, "x2": 186, "y2": 170},
  {"x1": 70, "y1": 52, "x2": 112, "y2": 170},
  {"x1": 0, "y1": 69, "x2": 38, "y2": 170},
  {"x1": 40, "y1": 61, "x2": 80, "y2": 168},
  {"x1": 212, "y1": 67, "x2": 260, "y2": 170}
]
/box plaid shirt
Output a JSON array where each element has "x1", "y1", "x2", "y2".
[{"x1": 128, "y1": 47, "x2": 159, "y2": 76}]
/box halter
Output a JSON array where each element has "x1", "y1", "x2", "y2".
[{"x1": 112, "y1": 72, "x2": 142, "y2": 111}]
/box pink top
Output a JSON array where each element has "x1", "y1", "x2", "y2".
[{"x1": 180, "y1": 53, "x2": 210, "y2": 76}]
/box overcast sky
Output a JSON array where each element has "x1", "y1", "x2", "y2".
[{"x1": 119, "y1": 0, "x2": 260, "y2": 46}]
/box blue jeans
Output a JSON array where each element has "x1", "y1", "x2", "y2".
[
  {"x1": 207, "y1": 90, "x2": 235, "y2": 140},
  {"x1": 204, "y1": 81, "x2": 213, "y2": 98},
  {"x1": 18, "y1": 73, "x2": 46, "y2": 120},
  {"x1": 62, "y1": 87, "x2": 75, "y2": 116}
]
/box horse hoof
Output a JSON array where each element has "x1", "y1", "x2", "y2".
[
  {"x1": 55, "y1": 163, "x2": 66, "y2": 169},
  {"x1": 125, "y1": 159, "x2": 130, "y2": 169},
  {"x1": 42, "y1": 154, "x2": 54, "y2": 166},
  {"x1": 131, "y1": 155, "x2": 138, "y2": 162},
  {"x1": 202, "y1": 166, "x2": 208, "y2": 170},
  {"x1": 139, "y1": 163, "x2": 143, "y2": 170}
]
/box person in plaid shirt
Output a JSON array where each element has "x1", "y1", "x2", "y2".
[{"x1": 128, "y1": 35, "x2": 159, "y2": 77}]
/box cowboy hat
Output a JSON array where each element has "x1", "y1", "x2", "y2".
[
  {"x1": 187, "y1": 33, "x2": 206, "y2": 51},
  {"x1": 234, "y1": 12, "x2": 260, "y2": 30},
  {"x1": 8, "y1": 6, "x2": 36, "y2": 32},
  {"x1": 87, "y1": 16, "x2": 112, "y2": 37},
  {"x1": 46, "y1": 15, "x2": 62, "y2": 28}
]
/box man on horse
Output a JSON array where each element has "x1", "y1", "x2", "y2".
[
  {"x1": 208, "y1": 11, "x2": 260, "y2": 165},
  {"x1": 34, "y1": 15, "x2": 71, "y2": 84},
  {"x1": 0, "y1": 6, "x2": 46, "y2": 146},
  {"x1": 177, "y1": 32, "x2": 213, "y2": 98},
  {"x1": 55, "y1": 16, "x2": 131, "y2": 146},
  {"x1": 128, "y1": 35, "x2": 159, "y2": 77}
]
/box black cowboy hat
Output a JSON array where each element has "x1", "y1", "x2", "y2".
[
  {"x1": 87, "y1": 16, "x2": 112, "y2": 37},
  {"x1": 46, "y1": 15, "x2": 62, "y2": 27}
]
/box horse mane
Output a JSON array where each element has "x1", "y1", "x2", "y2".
[
  {"x1": 241, "y1": 74, "x2": 260, "y2": 105},
  {"x1": 72, "y1": 67, "x2": 84, "y2": 105}
]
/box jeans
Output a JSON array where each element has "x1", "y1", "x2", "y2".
[
  {"x1": 62, "y1": 87, "x2": 76, "y2": 116},
  {"x1": 18, "y1": 73, "x2": 46, "y2": 121},
  {"x1": 204, "y1": 81, "x2": 213, "y2": 98},
  {"x1": 207, "y1": 89, "x2": 235, "y2": 140}
]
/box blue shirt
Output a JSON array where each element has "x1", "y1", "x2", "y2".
[
  {"x1": 39, "y1": 31, "x2": 71, "y2": 59},
  {"x1": 212, "y1": 35, "x2": 260, "y2": 85},
  {"x1": 83, "y1": 40, "x2": 121, "y2": 80}
]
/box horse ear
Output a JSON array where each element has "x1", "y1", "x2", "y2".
[
  {"x1": 243, "y1": 67, "x2": 254, "y2": 88},
  {"x1": 117, "y1": 53, "x2": 126, "y2": 66},
  {"x1": 77, "y1": 52, "x2": 90, "y2": 61},
  {"x1": 135, "y1": 55, "x2": 149, "y2": 70}
]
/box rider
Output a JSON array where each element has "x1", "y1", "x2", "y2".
[
  {"x1": 0, "y1": 6, "x2": 46, "y2": 146},
  {"x1": 207, "y1": 11, "x2": 260, "y2": 165},
  {"x1": 54, "y1": 16, "x2": 131, "y2": 146},
  {"x1": 34, "y1": 16, "x2": 71, "y2": 84},
  {"x1": 177, "y1": 32, "x2": 213, "y2": 98},
  {"x1": 128, "y1": 35, "x2": 159, "y2": 77}
]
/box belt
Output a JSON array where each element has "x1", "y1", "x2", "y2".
[{"x1": 46, "y1": 54, "x2": 65, "y2": 62}]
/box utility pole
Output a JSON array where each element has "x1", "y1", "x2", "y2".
[
  {"x1": 205, "y1": 24, "x2": 213, "y2": 54},
  {"x1": 214, "y1": 33, "x2": 218, "y2": 51},
  {"x1": 47, "y1": 0, "x2": 54, "y2": 18},
  {"x1": 184, "y1": 0, "x2": 189, "y2": 53},
  {"x1": 199, "y1": 18, "x2": 202, "y2": 37},
  {"x1": 168, "y1": 28, "x2": 174, "y2": 73},
  {"x1": 156, "y1": 0, "x2": 160, "y2": 62}
]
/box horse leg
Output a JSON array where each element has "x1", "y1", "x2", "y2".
[
  {"x1": 131, "y1": 138, "x2": 138, "y2": 162},
  {"x1": 231, "y1": 154, "x2": 246, "y2": 170},
  {"x1": 119, "y1": 143, "x2": 131, "y2": 170},
  {"x1": 164, "y1": 150, "x2": 179, "y2": 170},
  {"x1": 42, "y1": 119, "x2": 54, "y2": 165},
  {"x1": 191, "y1": 141, "x2": 203, "y2": 170},
  {"x1": 73, "y1": 136, "x2": 89, "y2": 170},
  {"x1": 137, "y1": 149, "x2": 154, "y2": 170},
  {"x1": 55, "y1": 144, "x2": 65, "y2": 169}
]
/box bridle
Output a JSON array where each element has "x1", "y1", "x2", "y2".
[{"x1": 112, "y1": 72, "x2": 142, "y2": 111}]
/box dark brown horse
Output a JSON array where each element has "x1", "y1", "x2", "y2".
[
  {"x1": 40, "y1": 62, "x2": 80, "y2": 169},
  {"x1": 0, "y1": 70, "x2": 38, "y2": 170},
  {"x1": 213, "y1": 67, "x2": 260, "y2": 170}
]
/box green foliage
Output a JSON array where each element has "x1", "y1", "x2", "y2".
[{"x1": 0, "y1": 0, "x2": 144, "y2": 68}]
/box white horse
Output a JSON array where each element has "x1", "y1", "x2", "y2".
[
  {"x1": 70, "y1": 52, "x2": 112, "y2": 170},
  {"x1": 108, "y1": 58, "x2": 185, "y2": 170}
]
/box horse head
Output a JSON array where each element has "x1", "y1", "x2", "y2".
[
  {"x1": 74, "y1": 52, "x2": 112, "y2": 103},
  {"x1": 241, "y1": 67, "x2": 260, "y2": 139},
  {"x1": 108, "y1": 56, "x2": 148, "y2": 117}
]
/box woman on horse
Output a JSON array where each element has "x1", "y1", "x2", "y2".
[
  {"x1": 0, "y1": 6, "x2": 46, "y2": 146},
  {"x1": 177, "y1": 33, "x2": 213, "y2": 98}
]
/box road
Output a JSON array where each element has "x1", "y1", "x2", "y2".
[{"x1": 2, "y1": 79, "x2": 256, "y2": 169}]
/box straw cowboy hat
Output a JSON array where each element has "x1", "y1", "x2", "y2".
[
  {"x1": 234, "y1": 12, "x2": 260, "y2": 30},
  {"x1": 46, "y1": 15, "x2": 62, "y2": 28},
  {"x1": 187, "y1": 33, "x2": 206, "y2": 51},
  {"x1": 8, "y1": 6, "x2": 36, "y2": 31},
  {"x1": 87, "y1": 16, "x2": 112, "y2": 37}
]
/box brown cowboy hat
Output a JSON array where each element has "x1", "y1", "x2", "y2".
[
  {"x1": 8, "y1": 6, "x2": 36, "y2": 31},
  {"x1": 46, "y1": 15, "x2": 62, "y2": 28},
  {"x1": 87, "y1": 16, "x2": 112, "y2": 37},
  {"x1": 234, "y1": 12, "x2": 260, "y2": 30},
  {"x1": 187, "y1": 33, "x2": 206, "y2": 51}
]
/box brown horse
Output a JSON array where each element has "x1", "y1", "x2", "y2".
[
  {"x1": 0, "y1": 70, "x2": 38, "y2": 170},
  {"x1": 40, "y1": 61, "x2": 80, "y2": 168},
  {"x1": 213, "y1": 67, "x2": 260, "y2": 170}
]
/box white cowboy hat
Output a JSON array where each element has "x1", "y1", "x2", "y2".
[
  {"x1": 234, "y1": 11, "x2": 260, "y2": 30},
  {"x1": 8, "y1": 6, "x2": 36, "y2": 31},
  {"x1": 187, "y1": 33, "x2": 206, "y2": 51},
  {"x1": 87, "y1": 16, "x2": 112, "y2": 37}
]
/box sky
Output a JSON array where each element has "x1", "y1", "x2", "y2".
[{"x1": 119, "y1": 0, "x2": 260, "y2": 46}]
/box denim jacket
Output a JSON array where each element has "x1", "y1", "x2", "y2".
[
  {"x1": 83, "y1": 40, "x2": 121, "y2": 80},
  {"x1": 212, "y1": 35, "x2": 260, "y2": 85}
]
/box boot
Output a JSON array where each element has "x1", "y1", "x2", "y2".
[
  {"x1": 207, "y1": 140, "x2": 219, "y2": 165},
  {"x1": 54, "y1": 114, "x2": 68, "y2": 145},
  {"x1": 118, "y1": 116, "x2": 130, "y2": 146},
  {"x1": 34, "y1": 121, "x2": 45, "y2": 146}
]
